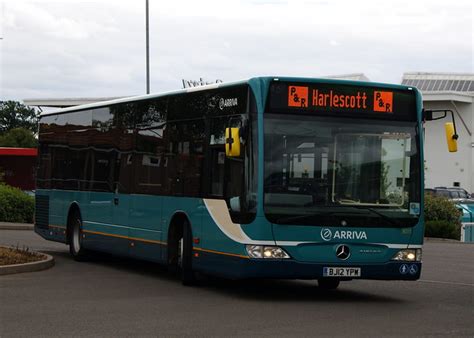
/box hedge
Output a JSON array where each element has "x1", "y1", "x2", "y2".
[
  {"x1": 0, "y1": 184, "x2": 34, "y2": 223},
  {"x1": 424, "y1": 194, "x2": 462, "y2": 240}
]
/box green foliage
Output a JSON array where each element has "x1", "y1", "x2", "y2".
[
  {"x1": 424, "y1": 194, "x2": 462, "y2": 223},
  {"x1": 424, "y1": 194, "x2": 462, "y2": 240},
  {"x1": 0, "y1": 128, "x2": 38, "y2": 147},
  {"x1": 0, "y1": 101, "x2": 38, "y2": 134},
  {"x1": 425, "y1": 220, "x2": 461, "y2": 240},
  {"x1": 0, "y1": 184, "x2": 34, "y2": 223}
]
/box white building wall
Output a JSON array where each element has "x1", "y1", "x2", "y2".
[{"x1": 423, "y1": 100, "x2": 473, "y2": 193}]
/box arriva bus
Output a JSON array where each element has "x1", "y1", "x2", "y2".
[{"x1": 35, "y1": 77, "x2": 438, "y2": 289}]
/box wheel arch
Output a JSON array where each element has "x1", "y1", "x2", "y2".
[{"x1": 167, "y1": 211, "x2": 192, "y2": 264}]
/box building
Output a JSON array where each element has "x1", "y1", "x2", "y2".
[
  {"x1": 324, "y1": 73, "x2": 371, "y2": 82},
  {"x1": 0, "y1": 147, "x2": 37, "y2": 190},
  {"x1": 23, "y1": 97, "x2": 123, "y2": 108},
  {"x1": 402, "y1": 72, "x2": 474, "y2": 194}
]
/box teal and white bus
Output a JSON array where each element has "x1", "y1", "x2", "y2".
[{"x1": 35, "y1": 77, "x2": 426, "y2": 288}]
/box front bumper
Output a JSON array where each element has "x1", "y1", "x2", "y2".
[{"x1": 195, "y1": 252, "x2": 421, "y2": 280}]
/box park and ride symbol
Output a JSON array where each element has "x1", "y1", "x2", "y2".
[
  {"x1": 400, "y1": 264, "x2": 409, "y2": 275},
  {"x1": 288, "y1": 86, "x2": 308, "y2": 108},
  {"x1": 373, "y1": 91, "x2": 393, "y2": 113}
]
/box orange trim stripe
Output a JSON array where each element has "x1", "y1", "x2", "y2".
[
  {"x1": 193, "y1": 247, "x2": 248, "y2": 259},
  {"x1": 49, "y1": 227, "x2": 243, "y2": 258},
  {"x1": 82, "y1": 229, "x2": 166, "y2": 245}
]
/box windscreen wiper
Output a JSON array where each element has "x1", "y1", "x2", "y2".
[
  {"x1": 274, "y1": 210, "x2": 366, "y2": 225},
  {"x1": 351, "y1": 206, "x2": 403, "y2": 227}
]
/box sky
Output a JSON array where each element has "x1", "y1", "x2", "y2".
[{"x1": 0, "y1": 0, "x2": 473, "y2": 101}]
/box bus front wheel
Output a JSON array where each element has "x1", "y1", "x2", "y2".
[
  {"x1": 68, "y1": 211, "x2": 87, "y2": 261},
  {"x1": 318, "y1": 278, "x2": 340, "y2": 290}
]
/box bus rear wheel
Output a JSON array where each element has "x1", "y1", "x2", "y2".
[
  {"x1": 68, "y1": 212, "x2": 87, "y2": 261},
  {"x1": 318, "y1": 278, "x2": 340, "y2": 290},
  {"x1": 179, "y1": 221, "x2": 196, "y2": 286}
]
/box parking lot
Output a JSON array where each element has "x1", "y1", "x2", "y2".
[{"x1": 1, "y1": 230, "x2": 473, "y2": 337}]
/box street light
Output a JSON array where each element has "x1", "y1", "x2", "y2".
[{"x1": 145, "y1": 0, "x2": 150, "y2": 94}]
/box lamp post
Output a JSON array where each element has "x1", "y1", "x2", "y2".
[{"x1": 145, "y1": 0, "x2": 150, "y2": 94}]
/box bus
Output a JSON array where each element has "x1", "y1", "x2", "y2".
[{"x1": 35, "y1": 77, "x2": 427, "y2": 289}]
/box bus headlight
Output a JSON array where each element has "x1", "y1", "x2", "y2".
[
  {"x1": 391, "y1": 249, "x2": 422, "y2": 262},
  {"x1": 246, "y1": 245, "x2": 290, "y2": 259}
]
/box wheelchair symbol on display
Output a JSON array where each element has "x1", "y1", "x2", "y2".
[{"x1": 409, "y1": 264, "x2": 418, "y2": 275}]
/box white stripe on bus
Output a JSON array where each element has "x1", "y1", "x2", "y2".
[{"x1": 203, "y1": 199, "x2": 419, "y2": 249}]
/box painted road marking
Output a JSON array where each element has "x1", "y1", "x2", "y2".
[{"x1": 418, "y1": 280, "x2": 474, "y2": 287}]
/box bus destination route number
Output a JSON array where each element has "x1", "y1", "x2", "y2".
[
  {"x1": 287, "y1": 85, "x2": 394, "y2": 113},
  {"x1": 323, "y1": 267, "x2": 362, "y2": 277}
]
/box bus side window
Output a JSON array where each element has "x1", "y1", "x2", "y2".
[
  {"x1": 133, "y1": 100, "x2": 167, "y2": 195},
  {"x1": 208, "y1": 117, "x2": 227, "y2": 196}
]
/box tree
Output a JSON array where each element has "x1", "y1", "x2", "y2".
[
  {"x1": 0, "y1": 128, "x2": 37, "y2": 148},
  {"x1": 0, "y1": 101, "x2": 38, "y2": 134}
]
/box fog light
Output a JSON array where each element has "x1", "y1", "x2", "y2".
[
  {"x1": 391, "y1": 249, "x2": 422, "y2": 262},
  {"x1": 246, "y1": 245, "x2": 290, "y2": 259}
]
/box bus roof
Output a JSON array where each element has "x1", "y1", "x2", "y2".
[{"x1": 40, "y1": 76, "x2": 415, "y2": 117}]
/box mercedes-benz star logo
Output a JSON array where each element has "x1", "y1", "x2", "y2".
[
  {"x1": 336, "y1": 245, "x2": 350, "y2": 260},
  {"x1": 321, "y1": 228, "x2": 332, "y2": 241}
]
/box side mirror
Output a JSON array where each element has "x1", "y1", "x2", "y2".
[
  {"x1": 445, "y1": 122, "x2": 458, "y2": 152},
  {"x1": 423, "y1": 109, "x2": 446, "y2": 121},
  {"x1": 424, "y1": 109, "x2": 459, "y2": 153},
  {"x1": 225, "y1": 127, "x2": 241, "y2": 157}
]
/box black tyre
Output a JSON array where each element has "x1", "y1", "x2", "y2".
[
  {"x1": 318, "y1": 278, "x2": 340, "y2": 290},
  {"x1": 180, "y1": 221, "x2": 196, "y2": 286},
  {"x1": 68, "y1": 211, "x2": 87, "y2": 261}
]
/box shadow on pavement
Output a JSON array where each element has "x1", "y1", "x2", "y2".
[
  {"x1": 46, "y1": 250, "x2": 405, "y2": 304},
  {"x1": 199, "y1": 278, "x2": 405, "y2": 303}
]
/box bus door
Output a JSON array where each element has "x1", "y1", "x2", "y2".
[
  {"x1": 127, "y1": 123, "x2": 165, "y2": 262},
  {"x1": 82, "y1": 108, "x2": 128, "y2": 255},
  {"x1": 112, "y1": 151, "x2": 131, "y2": 232},
  {"x1": 84, "y1": 147, "x2": 129, "y2": 255}
]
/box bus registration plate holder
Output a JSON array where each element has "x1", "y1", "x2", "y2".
[{"x1": 323, "y1": 267, "x2": 361, "y2": 277}]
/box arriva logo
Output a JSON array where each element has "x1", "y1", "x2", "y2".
[
  {"x1": 320, "y1": 228, "x2": 367, "y2": 241},
  {"x1": 321, "y1": 228, "x2": 332, "y2": 241},
  {"x1": 219, "y1": 97, "x2": 238, "y2": 110}
]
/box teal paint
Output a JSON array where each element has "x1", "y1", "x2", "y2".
[{"x1": 35, "y1": 77, "x2": 426, "y2": 280}]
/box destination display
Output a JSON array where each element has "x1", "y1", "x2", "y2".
[{"x1": 267, "y1": 81, "x2": 417, "y2": 120}]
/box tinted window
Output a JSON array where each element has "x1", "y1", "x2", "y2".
[
  {"x1": 39, "y1": 111, "x2": 92, "y2": 190},
  {"x1": 207, "y1": 114, "x2": 257, "y2": 223},
  {"x1": 37, "y1": 84, "x2": 253, "y2": 198},
  {"x1": 132, "y1": 99, "x2": 168, "y2": 195}
]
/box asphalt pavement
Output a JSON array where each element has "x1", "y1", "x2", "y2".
[{"x1": 1, "y1": 230, "x2": 473, "y2": 337}]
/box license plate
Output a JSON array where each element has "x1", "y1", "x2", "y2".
[{"x1": 323, "y1": 267, "x2": 361, "y2": 277}]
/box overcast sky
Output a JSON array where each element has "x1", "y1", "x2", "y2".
[{"x1": 0, "y1": 0, "x2": 472, "y2": 101}]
